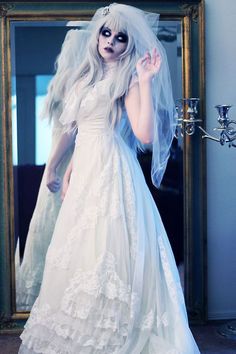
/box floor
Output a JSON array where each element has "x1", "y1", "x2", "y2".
[
  {"x1": 0, "y1": 321, "x2": 236, "y2": 354},
  {"x1": 191, "y1": 321, "x2": 236, "y2": 353}
]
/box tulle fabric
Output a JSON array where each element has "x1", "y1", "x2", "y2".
[
  {"x1": 15, "y1": 119, "x2": 73, "y2": 311},
  {"x1": 15, "y1": 27, "x2": 87, "y2": 310},
  {"x1": 18, "y1": 74, "x2": 199, "y2": 354},
  {"x1": 57, "y1": 3, "x2": 176, "y2": 188}
]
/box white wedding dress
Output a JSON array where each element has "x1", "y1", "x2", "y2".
[{"x1": 19, "y1": 72, "x2": 200, "y2": 354}]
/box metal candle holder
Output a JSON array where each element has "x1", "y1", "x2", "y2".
[
  {"x1": 175, "y1": 98, "x2": 202, "y2": 137},
  {"x1": 199, "y1": 104, "x2": 236, "y2": 147}
]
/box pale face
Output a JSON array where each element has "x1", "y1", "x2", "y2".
[{"x1": 98, "y1": 26, "x2": 128, "y2": 63}]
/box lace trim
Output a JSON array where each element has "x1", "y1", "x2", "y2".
[
  {"x1": 156, "y1": 311, "x2": 169, "y2": 328},
  {"x1": 17, "y1": 262, "x2": 44, "y2": 289},
  {"x1": 16, "y1": 254, "x2": 43, "y2": 310},
  {"x1": 61, "y1": 252, "x2": 132, "y2": 317},
  {"x1": 60, "y1": 251, "x2": 154, "y2": 332},
  {"x1": 21, "y1": 305, "x2": 167, "y2": 354},
  {"x1": 158, "y1": 236, "x2": 185, "y2": 306},
  {"x1": 139, "y1": 309, "x2": 155, "y2": 331},
  {"x1": 25, "y1": 297, "x2": 130, "y2": 343},
  {"x1": 45, "y1": 225, "x2": 81, "y2": 270},
  {"x1": 20, "y1": 251, "x2": 134, "y2": 352},
  {"x1": 138, "y1": 309, "x2": 169, "y2": 331},
  {"x1": 20, "y1": 249, "x2": 178, "y2": 353}
]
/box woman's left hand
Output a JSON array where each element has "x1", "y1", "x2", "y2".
[
  {"x1": 136, "y1": 48, "x2": 161, "y2": 82},
  {"x1": 46, "y1": 168, "x2": 61, "y2": 193}
]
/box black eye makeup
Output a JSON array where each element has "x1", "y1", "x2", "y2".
[
  {"x1": 116, "y1": 32, "x2": 128, "y2": 43},
  {"x1": 100, "y1": 27, "x2": 128, "y2": 43},
  {"x1": 100, "y1": 27, "x2": 111, "y2": 37}
]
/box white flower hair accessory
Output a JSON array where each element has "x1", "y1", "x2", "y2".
[{"x1": 102, "y1": 6, "x2": 110, "y2": 16}]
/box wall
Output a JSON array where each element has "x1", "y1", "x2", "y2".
[{"x1": 205, "y1": 0, "x2": 236, "y2": 319}]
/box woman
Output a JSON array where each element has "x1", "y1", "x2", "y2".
[{"x1": 19, "y1": 4, "x2": 200, "y2": 353}]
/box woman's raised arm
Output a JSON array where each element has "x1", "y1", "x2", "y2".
[{"x1": 125, "y1": 48, "x2": 161, "y2": 144}]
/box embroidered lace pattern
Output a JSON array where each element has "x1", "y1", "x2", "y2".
[
  {"x1": 20, "y1": 252, "x2": 159, "y2": 353},
  {"x1": 158, "y1": 236, "x2": 185, "y2": 307},
  {"x1": 46, "y1": 145, "x2": 137, "y2": 270},
  {"x1": 61, "y1": 252, "x2": 132, "y2": 317}
]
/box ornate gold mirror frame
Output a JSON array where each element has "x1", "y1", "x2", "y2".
[{"x1": 0, "y1": 0, "x2": 206, "y2": 329}]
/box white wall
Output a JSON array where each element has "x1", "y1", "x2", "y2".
[{"x1": 205, "y1": 0, "x2": 236, "y2": 319}]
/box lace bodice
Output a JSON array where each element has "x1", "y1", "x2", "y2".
[
  {"x1": 59, "y1": 65, "x2": 119, "y2": 136},
  {"x1": 78, "y1": 78, "x2": 113, "y2": 135}
]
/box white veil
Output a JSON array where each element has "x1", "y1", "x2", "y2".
[{"x1": 46, "y1": 3, "x2": 176, "y2": 188}]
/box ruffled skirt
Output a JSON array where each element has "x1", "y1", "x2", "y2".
[{"x1": 19, "y1": 130, "x2": 199, "y2": 354}]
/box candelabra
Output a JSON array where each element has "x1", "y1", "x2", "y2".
[
  {"x1": 176, "y1": 100, "x2": 236, "y2": 149},
  {"x1": 198, "y1": 105, "x2": 236, "y2": 147},
  {"x1": 175, "y1": 98, "x2": 202, "y2": 137}
]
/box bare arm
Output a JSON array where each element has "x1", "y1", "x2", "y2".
[
  {"x1": 46, "y1": 129, "x2": 76, "y2": 193},
  {"x1": 125, "y1": 48, "x2": 161, "y2": 144}
]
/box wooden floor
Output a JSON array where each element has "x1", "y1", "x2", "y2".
[{"x1": 0, "y1": 321, "x2": 236, "y2": 354}]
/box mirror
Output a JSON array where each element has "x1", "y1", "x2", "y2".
[
  {"x1": 0, "y1": 0, "x2": 206, "y2": 325},
  {"x1": 11, "y1": 19, "x2": 183, "y2": 313}
]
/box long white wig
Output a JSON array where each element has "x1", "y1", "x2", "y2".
[{"x1": 40, "y1": 28, "x2": 90, "y2": 123}]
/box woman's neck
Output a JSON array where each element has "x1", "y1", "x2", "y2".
[{"x1": 103, "y1": 61, "x2": 118, "y2": 78}]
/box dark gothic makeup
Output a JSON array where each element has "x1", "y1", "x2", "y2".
[
  {"x1": 100, "y1": 27, "x2": 128, "y2": 44},
  {"x1": 98, "y1": 25, "x2": 128, "y2": 62}
]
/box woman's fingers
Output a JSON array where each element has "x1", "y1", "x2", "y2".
[
  {"x1": 152, "y1": 48, "x2": 159, "y2": 65},
  {"x1": 137, "y1": 52, "x2": 150, "y2": 66},
  {"x1": 138, "y1": 49, "x2": 161, "y2": 68},
  {"x1": 152, "y1": 48, "x2": 156, "y2": 65},
  {"x1": 151, "y1": 48, "x2": 161, "y2": 66},
  {"x1": 47, "y1": 182, "x2": 60, "y2": 193},
  {"x1": 46, "y1": 173, "x2": 61, "y2": 193},
  {"x1": 136, "y1": 48, "x2": 162, "y2": 78}
]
